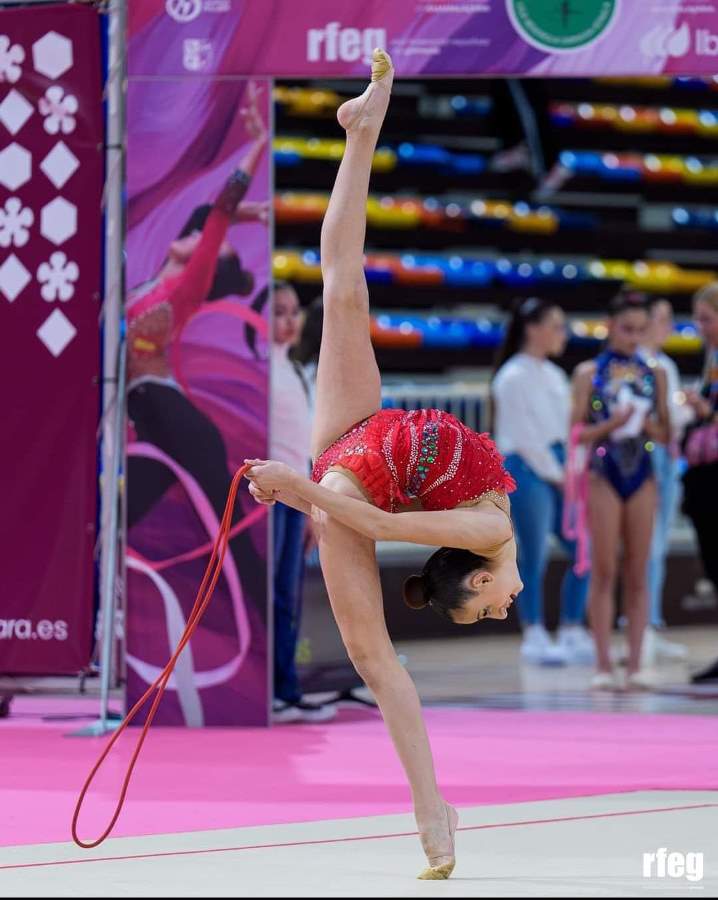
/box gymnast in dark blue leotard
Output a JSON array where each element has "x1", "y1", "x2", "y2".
[
  {"x1": 571, "y1": 292, "x2": 670, "y2": 690},
  {"x1": 589, "y1": 349, "x2": 657, "y2": 500}
]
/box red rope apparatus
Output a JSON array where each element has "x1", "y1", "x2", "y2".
[{"x1": 71, "y1": 464, "x2": 250, "y2": 849}]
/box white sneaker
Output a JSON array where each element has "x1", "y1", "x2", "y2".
[
  {"x1": 272, "y1": 700, "x2": 303, "y2": 723},
  {"x1": 626, "y1": 669, "x2": 657, "y2": 692},
  {"x1": 641, "y1": 627, "x2": 687, "y2": 667},
  {"x1": 294, "y1": 699, "x2": 337, "y2": 723},
  {"x1": 520, "y1": 624, "x2": 568, "y2": 666},
  {"x1": 590, "y1": 670, "x2": 622, "y2": 691},
  {"x1": 272, "y1": 699, "x2": 337, "y2": 723},
  {"x1": 557, "y1": 625, "x2": 596, "y2": 665}
]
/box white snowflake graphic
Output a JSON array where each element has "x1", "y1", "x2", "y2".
[
  {"x1": 38, "y1": 86, "x2": 78, "y2": 135},
  {"x1": 0, "y1": 35, "x2": 25, "y2": 83},
  {"x1": 0, "y1": 197, "x2": 33, "y2": 247},
  {"x1": 37, "y1": 251, "x2": 79, "y2": 301}
]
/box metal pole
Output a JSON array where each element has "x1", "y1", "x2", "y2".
[
  {"x1": 97, "y1": 328, "x2": 125, "y2": 729},
  {"x1": 70, "y1": 0, "x2": 126, "y2": 737}
]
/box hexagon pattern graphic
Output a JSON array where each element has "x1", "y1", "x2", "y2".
[
  {"x1": 0, "y1": 88, "x2": 33, "y2": 135},
  {"x1": 40, "y1": 196, "x2": 77, "y2": 246},
  {"x1": 31, "y1": 31, "x2": 73, "y2": 80},
  {"x1": 37, "y1": 308, "x2": 76, "y2": 357},
  {"x1": 0, "y1": 253, "x2": 31, "y2": 302},
  {"x1": 0, "y1": 142, "x2": 31, "y2": 190}
]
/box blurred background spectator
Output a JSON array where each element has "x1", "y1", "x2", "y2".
[
  {"x1": 492, "y1": 298, "x2": 591, "y2": 667},
  {"x1": 684, "y1": 283, "x2": 718, "y2": 683},
  {"x1": 271, "y1": 281, "x2": 336, "y2": 722}
]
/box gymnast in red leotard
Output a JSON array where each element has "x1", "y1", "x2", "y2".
[
  {"x1": 311, "y1": 406, "x2": 516, "y2": 515},
  {"x1": 244, "y1": 52, "x2": 523, "y2": 880}
]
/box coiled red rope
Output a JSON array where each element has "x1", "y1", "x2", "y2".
[{"x1": 71, "y1": 464, "x2": 250, "y2": 849}]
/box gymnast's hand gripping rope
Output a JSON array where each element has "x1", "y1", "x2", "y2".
[{"x1": 71, "y1": 464, "x2": 250, "y2": 849}]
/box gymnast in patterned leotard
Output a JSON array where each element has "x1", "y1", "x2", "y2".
[
  {"x1": 588, "y1": 348, "x2": 658, "y2": 500},
  {"x1": 571, "y1": 292, "x2": 670, "y2": 691}
]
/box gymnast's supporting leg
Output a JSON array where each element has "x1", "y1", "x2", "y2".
[
  {"x1": 316, "y1": 476, "x2": 456, "y2": 875},
  {"x1": 587, "y1": 476, "x2": 622, "y2": 676},
  {"x1": 621, "y1": 479, "x2": 656, "y2": 676},
  {"x1": 311, "y1": 52, "x2": 457, "y2": 877}
]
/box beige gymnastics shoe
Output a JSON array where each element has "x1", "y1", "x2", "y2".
[{"x1": 336, "y1": 48, "x2": 394, "y2": 133}]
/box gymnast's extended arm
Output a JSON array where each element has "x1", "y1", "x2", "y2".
[
  {"x1": 244, "y1": 460, "x2": 511, "y2": 554},
  {"x1": 247, "y1": 479, "x2": 313, "y2": 517}
]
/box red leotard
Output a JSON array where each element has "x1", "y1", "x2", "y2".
[{"x1": 312, "y1": 408, "x2": 516, "y2": 513}]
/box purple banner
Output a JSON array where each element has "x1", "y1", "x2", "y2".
[
  {"x1": 125, "y1": 73, "x2": 271, "y2": 726},
  {"x1": 0, "y1": 4, "x2": 103, "y2": 674},
  {"x1": 129, "y1": 1, "x2": 718, "y2": 77}
]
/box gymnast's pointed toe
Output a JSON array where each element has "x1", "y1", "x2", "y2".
[
  {"x1": 417, "y1": 860, "x2": 455, "y2": 880},
  {"x1": 336, "y1": 48, "x2": 394, "y2": 132},
  {"x1": 370, "y1": 47, "x2": 394, "y2": 86},
  {"x1": 416, "y1": 802, "x2": 458, "y2": 880}
]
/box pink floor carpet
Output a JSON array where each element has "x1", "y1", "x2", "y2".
[{"x1": 3, "y1": 698, "x2": 717, "y2": 847}]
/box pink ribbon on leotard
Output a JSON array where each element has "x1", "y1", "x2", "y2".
[{"x1": 561, "y1": 423, "x2": 591, "y2": 576}]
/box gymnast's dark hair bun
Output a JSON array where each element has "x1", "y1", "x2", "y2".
[
  {"x1": 412, "y1": 547, "x2": 493, "y2": 622},
  {"x1": 402, "y1": 574, "x2": 429, "y2": 610}
]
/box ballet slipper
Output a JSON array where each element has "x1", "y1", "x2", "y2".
[
  {"x1": 417, "y1": 802, "x2": 458, "y2": 880},
  {"x1": 336, "y1": 48, "x2": 394, "y2": 133},
  {"x1": 370, "y1": 47, "x2": 393, "y2": 84}
]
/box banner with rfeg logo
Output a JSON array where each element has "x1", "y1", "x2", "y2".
[{"x1": 129, "y1": 0, "x2": 718, "y2": 77}]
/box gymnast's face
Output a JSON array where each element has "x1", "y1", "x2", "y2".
[
  {"x1": 274, "y1": 286, "x2": 303, "y2": 346},
  {"x1": 527, "y1": 306, "x2": 567, "y2": 359},
  {"x1": 452, "y1": 549, "x2": 523, "y2": 625},
  {"x1": 648, "y1": 299, "x2": 674, "y2": 350},
  {"x1": 609, "y1": 308, "x2": 649, "y2": 357}
]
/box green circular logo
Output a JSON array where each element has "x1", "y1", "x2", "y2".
[{"x1": 506, "y1": 0, "x2": 619, "y2": 52}]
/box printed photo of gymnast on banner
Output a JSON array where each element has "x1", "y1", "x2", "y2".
[{"x1": 125, "y1": 78, "x2": 271, "y2": 726}]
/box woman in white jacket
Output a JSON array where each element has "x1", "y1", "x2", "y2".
[{"x1": 492, "y1": 298, "x2": 593, "y2": 665}]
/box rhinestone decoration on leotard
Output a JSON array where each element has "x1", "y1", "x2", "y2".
[
  {"x1": 461, "y1": 489, "x2": 511, "y2": 516},
  {"x1": 382, "y1": 421, "x2": 401, "y2": 487},
  {"x1": 407, "y1": 421, "x2": 420, "y2": 479},
  {"x1": 421, "y1": 422, "x2": 463, "y2": 497},
  {"x1": 408, "y1": 421, "x2": 439, "y2": 497}
]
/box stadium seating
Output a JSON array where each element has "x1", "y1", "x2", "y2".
[{"x1": 275, "y1": 77, "x2": 716, "y2": 382}]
